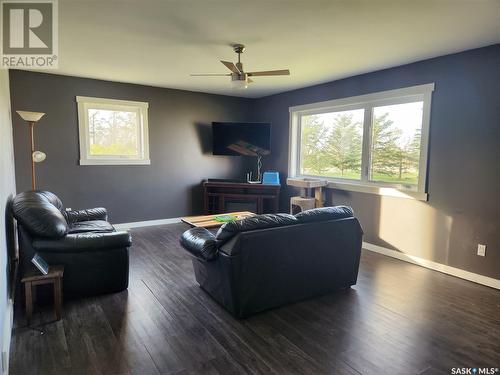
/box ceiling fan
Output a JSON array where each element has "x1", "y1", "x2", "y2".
[{"x1": 190, "y1": 44, "x2": 290, "y2": 89}]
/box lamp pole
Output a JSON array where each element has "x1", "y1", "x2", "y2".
[{"x1": 29, "y1": 121, "x2": 36, "y2": 190}]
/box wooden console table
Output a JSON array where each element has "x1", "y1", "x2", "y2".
[{"x1": 203, "y1": 180, "x2": 280, "y2": 214}]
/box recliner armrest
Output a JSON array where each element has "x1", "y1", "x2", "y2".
[
  {"x1": 180, "y1": 228, "x2": 218, "y2": 261},
  {"x1": 33, "y1": 231, "x2": 131, "y2": 253},
  {"x1": 64, "y1": 207, "x2": 108, "y2": 223}
]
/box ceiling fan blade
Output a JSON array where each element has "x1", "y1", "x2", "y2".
[
  {"x1": 220, "y1": 60, "x2": 240, "y2": 74},
  {"x1": 190, "y1": 74, "x2": 231, "y2": 76},
  {"x1": 247, "y1": 69, "x2": 290, "y2": 76}
]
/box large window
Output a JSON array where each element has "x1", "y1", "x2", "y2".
[
  {"x1": 77, "y1": 96, "x2": 150, "y2": 165},
  {"x1": 289, "y1": 84, "x2": 433, "y2": 200}
]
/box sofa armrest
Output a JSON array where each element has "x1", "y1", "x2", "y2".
[
  {"x1": 64, "y1": 207, "x2": 108, "y2": 223},
  {"x1": 180, "y1": 228, "x2": 218, "y2": 261},
  {"x1": 33, "y1": 231, "x2": 131, "y2": 253}
]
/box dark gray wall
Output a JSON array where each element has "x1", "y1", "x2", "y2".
[
  {"x1": 10, "y1": 71, "x2": 255, "y2": 223},
  {"x1": 255, "y1": 44, "x2": 500, "y2": 280},
  {"x1": 9, "y1": 44, "x2": 500, "y2": 280}
]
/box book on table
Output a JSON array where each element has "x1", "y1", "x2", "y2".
[{"x1": 31, "y1": 253, "x2": 49, "y2": 275}]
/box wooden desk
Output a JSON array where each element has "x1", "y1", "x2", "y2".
[
  {"x1": 21, "y1": 265, "x2": 64, "y2": 324},
  {"x1": 203, "y1": 180, "x2": 280, "y2": 214}
]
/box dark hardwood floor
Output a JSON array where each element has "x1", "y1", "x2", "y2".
[{"x1": 9, "y1": 223, "x2": 500, "y2": 375}]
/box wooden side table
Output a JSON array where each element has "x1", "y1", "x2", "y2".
[{"x1": 21, "y1": 265, "x2": 64, "y2": 324}]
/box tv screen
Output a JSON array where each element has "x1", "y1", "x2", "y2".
[{"x1": 212, "y1": 122, "x2": 271, "y2": 156}]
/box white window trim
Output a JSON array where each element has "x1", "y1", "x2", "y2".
[
  {"x1": 288, "y1": 83, "x2": 434, "y2": 201},
  {"x1": 77, "y1": 96, "x2": 151, "y2": 165}
]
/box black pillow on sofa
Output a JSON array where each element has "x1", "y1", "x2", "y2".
[
  {"x1": 295, "y1": 206, "x2": 353, "y2": 223},
  {"x1": 12, "y1": 191, "x2": 69, "y2": 238},
  {"x1": 216, "y1": 213, "x2": 298, "y2": 244}
]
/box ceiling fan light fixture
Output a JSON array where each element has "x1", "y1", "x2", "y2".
[
  {"x1": 191, "y1": 44, "x2": 290, "y2": 88},
  {"x1": 231, "y1": 75, "x2": 248, "y2": 89},
  {"x1": 231, "y1": 79, "x2": 248, "y2": 89}
]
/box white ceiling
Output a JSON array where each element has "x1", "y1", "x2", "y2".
[{"x1": 43, "y1": 0, "x2": 500, "y2": 98}]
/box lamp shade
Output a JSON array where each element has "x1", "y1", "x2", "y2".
[{"x1": 16, "y1": 110, "x2": 45, "y2": 122}]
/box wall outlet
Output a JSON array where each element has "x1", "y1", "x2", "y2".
[{"x1": 477, "y1": 244, "x2": 487, "y2": 257}]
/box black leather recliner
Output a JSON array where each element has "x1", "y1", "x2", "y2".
[
  {"x1": 180, "y1": 206, "x2": 363, "y2": 318},
  {"x1": 12, "y1": 191, "x2": 131, "y2": 297}
]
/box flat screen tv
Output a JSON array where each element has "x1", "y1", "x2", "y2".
[{"x1": 212, "y1": 122, "x2": 271, "y2": 156}]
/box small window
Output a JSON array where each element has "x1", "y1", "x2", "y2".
[
  {"x1": 289, "y1": 84, "x2": 434, "y2": 200},
  {"x1": 77, "y1": 96, "x2": 150, "y2": 165}
]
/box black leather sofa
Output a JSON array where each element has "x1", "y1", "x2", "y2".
[
  {"x1": 180, "y1": 206, "x2": 363, "y2": 318},
  {"x1": 12, "y1": 191, "x2": 131, "y2": 297}
]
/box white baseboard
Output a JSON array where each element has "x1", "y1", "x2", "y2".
[
  {"x1": 114, "y1": 217, "x2": 181, "y2": 230},
  {"x1": 1, "y1": 300, "x2": 13, "y2": 375},
  {"x1": 363, "y1": 242, "x2": 500, "y2": 290}
]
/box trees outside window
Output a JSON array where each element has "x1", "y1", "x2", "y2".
[
  {"x1": 370, "y1": 102, "x2": 423, "y2": 185},
  {"x1": 301, "y1": 110, "x2": 363, "y2": 179},
  {"x1": 88, "y1": 109, "x2": 139, "y2": 156}
]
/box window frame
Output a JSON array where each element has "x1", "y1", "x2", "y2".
[
  {"x1": 77, "y1": 96, "x2": 151, "y2": 165},
  {"x1": 288, "y1": 83, "x2": 434, "y2": 201}
]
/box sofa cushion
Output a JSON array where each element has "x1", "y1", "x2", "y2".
[
  {"x1": 68, "y1": 220, "x2": 115, "y2": 234},
  {"x1": 216, "y1": 213, "x2": 298, "y2": 244},
  {"x1": 12, "y1": 191, "x2": 68, "y2": 238},
  {"x1": 295, "y1": 206, "x2": 353, "y2": 223}
]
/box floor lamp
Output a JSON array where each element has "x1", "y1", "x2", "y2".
[{"x1": 16, "y1": 111, "x2": 46, "y2": 190}]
